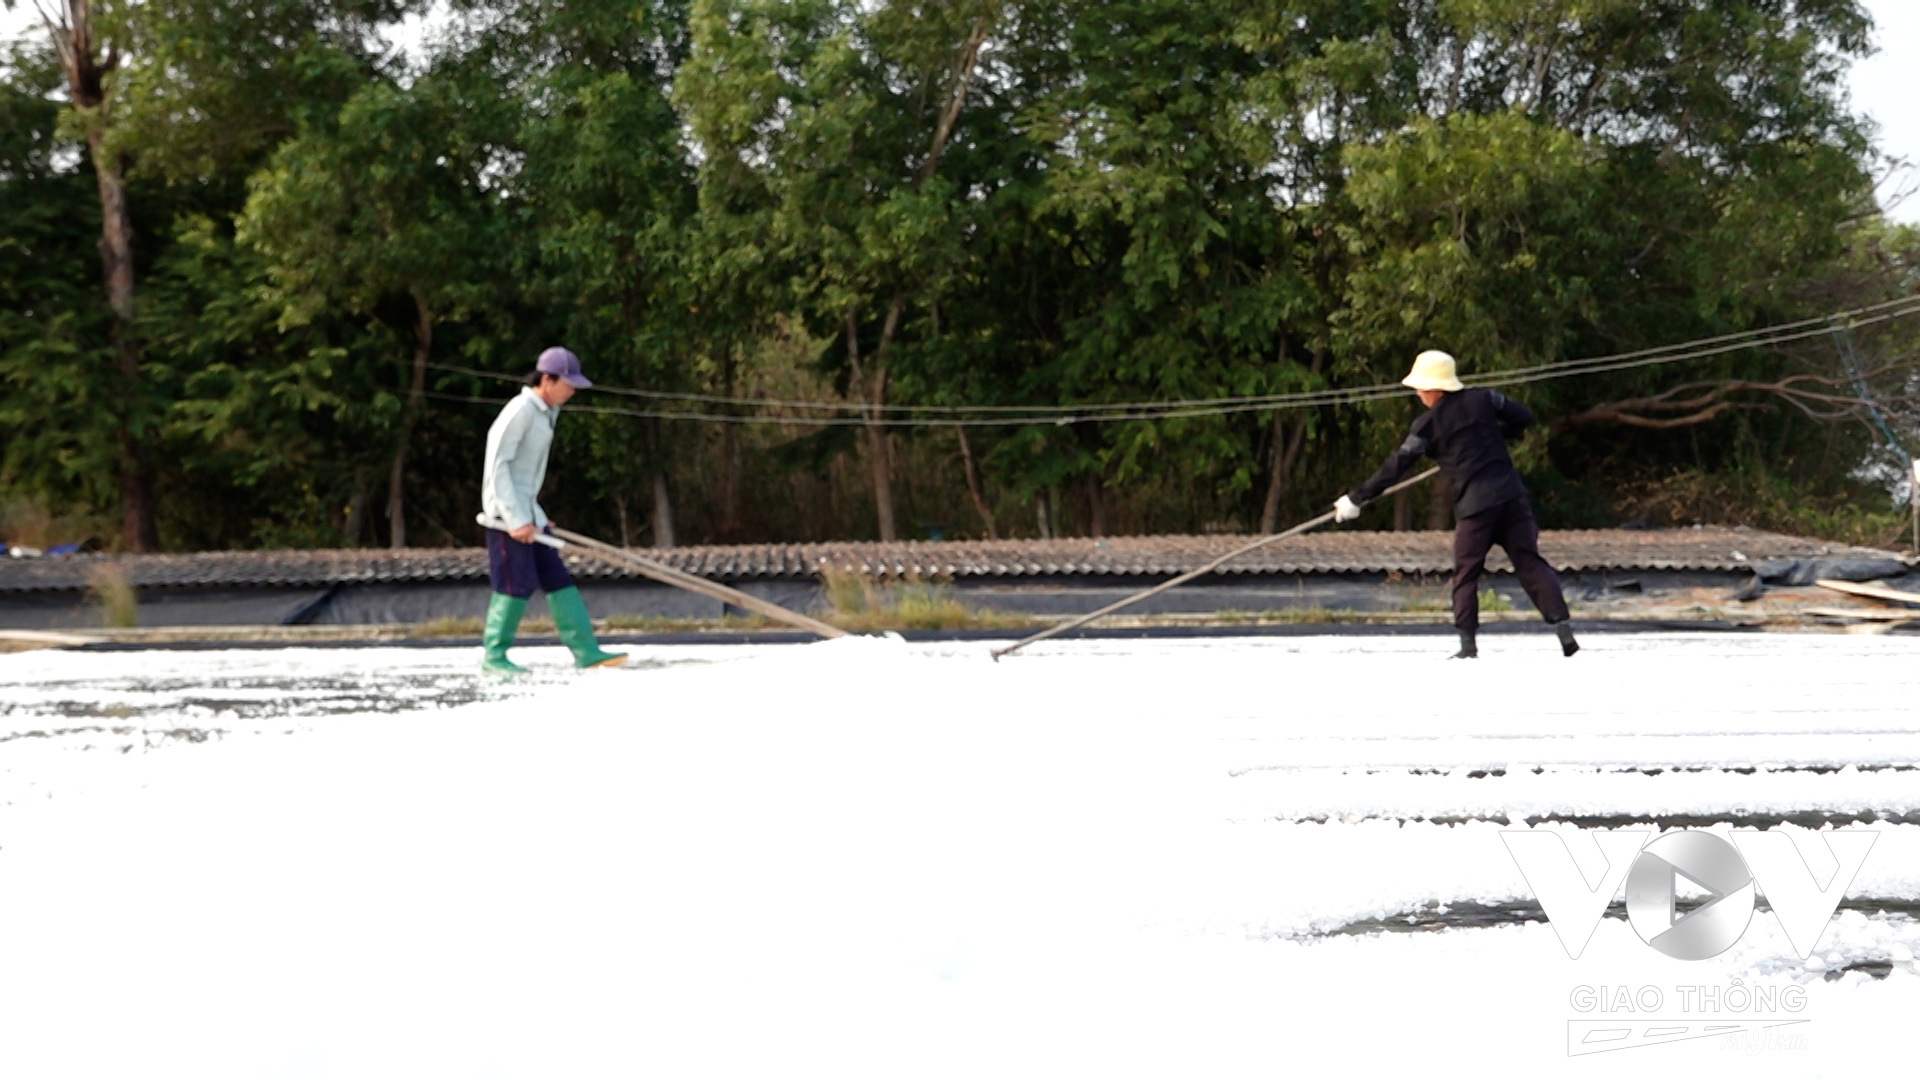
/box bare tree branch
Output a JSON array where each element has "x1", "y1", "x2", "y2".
[
  {"x1": 1552, "y1": 357, "x2": 1920, "y2": 436},
  {"x1": 915, "y1": 13, "x2": 991, "y2": 188}
]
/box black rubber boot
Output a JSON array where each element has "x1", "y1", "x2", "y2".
[
  {"x1": 1554, "y1": 620, "x2": 1580, "y2": 657},
  {"x1": 1450, "y1": 630, "x2": 1478, "y2": 659}
]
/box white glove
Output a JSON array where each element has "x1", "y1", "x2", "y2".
[{"x1": 1333, "y1": 495, "x2": 1362, "y2": 522}]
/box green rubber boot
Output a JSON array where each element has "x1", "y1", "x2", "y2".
[
  {"x1": 482, "y1": 593, "x2": 529, "y2": 674},
  {"x1": 549, "y1": 585, "x2": 626, "y2": 669}
]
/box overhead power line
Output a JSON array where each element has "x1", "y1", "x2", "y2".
[{"x1": 424, "y1": 295, "x2": 1920, "y2": 428}]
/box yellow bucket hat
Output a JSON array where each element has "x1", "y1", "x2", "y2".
[{"x1": 1402, "y1": 350, "x2": 1464, "y2": 393}]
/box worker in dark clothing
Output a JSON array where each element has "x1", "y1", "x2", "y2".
[{"x1": 1334, "y1": 350, "x2": 1578, "y2": 659}]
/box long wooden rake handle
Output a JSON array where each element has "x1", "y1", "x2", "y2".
[
  {"x1": 547, "y1": 527, "x2": 848, "y2": 639},
  {"x1": 989, "y1": 467, "x2": 1441, "y2": 660}
]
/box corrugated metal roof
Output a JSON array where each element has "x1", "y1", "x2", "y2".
[{"x1": 0, "y1": 527, "x2": 1896, "y2": 594}]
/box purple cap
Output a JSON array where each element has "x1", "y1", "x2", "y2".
[{"x1": 536, "y1": 346, "x2": 592, "y2": 389}]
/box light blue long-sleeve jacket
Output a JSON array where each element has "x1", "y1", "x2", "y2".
[{"x1": 480, "y1": 387, "x2": 556, "y2": 531}]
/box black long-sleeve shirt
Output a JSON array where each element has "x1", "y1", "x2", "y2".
[{"x1": 1348, "y1": 389, "x2": 1533, "y2": 519}]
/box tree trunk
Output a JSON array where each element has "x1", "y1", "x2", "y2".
[
  {"x1": 867, "y1": 421, "x2": 896, "y2": 541},
  {"x1": 1392, "y1": 487, "x2": 1412, "y2": 531},
  {"x1": 718, "y1": 351, "x2": 740, "y2": 541},
  {"x1": 386, "y1": 296, "x2": 432, "y2": 549},
  {"x1": 114, "y1": 412, "x2": 156, "y2": 551},
  {"x1": 845, "y1": 307, "x2": 899, "y2": 541},
  {"x1": 342, "y1": 481, "x2": 370, "y2": 547},
  {"x1": 614, "y1": 492, "x2": 631, "y2": 549},
  {"x1": 957, "y1": 426, "x2": 996, "y2": 539},
  {"x1": 1445, "y1": 36, "x2": 1466, "y2": 113},
  {"x1": 86, "y1": 131, "x2": 157, "y2": 551},
  {"x1": 651, "y1": 470, "x2": 676, "y2": 549},
  {"x1": 384, "y1": 448, "x2": 406, "y2": 549},
  {"x1": 49, "y1": 7, "x2": 156, "y2": 552},
  {"x1": 1085, "y1": 475, "x2": 1107, "y2": 538},
  {"x1": 915, "y1": 15, "x2": 992, "y2": 185},
  {"x1": 1259, "y1": 413, "x2": 1286, "y2": 533},
  {"x1": 831, "y1": 17, "x2": 990, "y2": 544},
  {"x1": 1035, "y1": 490, "x2": 1053, "y2": 539},
  {"x1": 1260, "y1": 411, "x2": 1315, "y2": 533},
  {"x1": 1259, "y1": 345, "x2": 1323, "y2": 534},
  {"x1": 1427, "y1": 472, "x2": 1454, "y2": 530}
]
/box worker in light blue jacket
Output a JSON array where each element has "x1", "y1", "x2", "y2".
[{"x1": 476, "y1": 347, "x2": 625, "y2": 673}]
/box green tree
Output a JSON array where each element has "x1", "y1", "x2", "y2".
[
  {"x1": 12, "y1": 0, "x2": 403, "y2": 549},
  {"x1": 484, "y1": 0, "x2": 701, "y2": 545},
  {"x1": 27, "y1": 0, "x2": 159, "y2": 548},
  {"x1": 241, "y1": 69, "x2": 516, "y2": 547},
  {"x1": 0, "y1": 39, "x2": 119, "y2": 533},
  {"x1": 5, "y1": 0, "x2": 1908, "y2": 552},
  {"x1": 1326, "y1": 0, "x2": 1878, "y2": 525},
  {"x1": 680, "y1": 0, "x2": 998, "y2": 541}
]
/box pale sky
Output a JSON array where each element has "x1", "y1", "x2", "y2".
[
  {"x1": 1850, "y1": 0, "x2": 1920, "y2": 221},
  {"x1": 3, "y1": 0, "x2": 1917, "y2": 221}
]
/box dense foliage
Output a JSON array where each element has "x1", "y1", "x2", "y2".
[{"x1": 3, "y1": 0, "x2": 1917, "y2": 551}]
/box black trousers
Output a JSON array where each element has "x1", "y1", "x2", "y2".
[
  {"x1": 485, "y1": 528, "x2": 574, "y2": 599},
  {"x1": 1452, "y1": 497, "x2": 1570, "y2": 632}
]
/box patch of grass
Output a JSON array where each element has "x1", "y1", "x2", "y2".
[
  {"x1": 408, "y1": 614, "x2": 588, "y2": 638},
  {"x1": 410, "y1": 616, "x2": 482, "y2": 638},
  {"x1": 818, "y1": 568, "x2": 1037, "y2": 632},
  {"x1": 1398, "y1": 587, "x2": 1452, "y2": 613},
  {"x1": 1200, "y1": 607, "x2": 1343, "y2": 625},
  {"x1": 1384, "y1": 570, "x2": 1451, "y2": 613},
  {"x1": 820, "y1": 568, "x2": 880, "y2": 618},
  {"x1": 1262, "y1": 606, "x2": 1348, "y2": 623},
  {"x1": 1477, "y1": 587, "x2": 1514, "y2": 614},
  {"x1": 86, "y1": 563, "x2": 137, "y2": 628},
  {"x1": 602, "y1": 613, "x2": 780, "y2": 632}
]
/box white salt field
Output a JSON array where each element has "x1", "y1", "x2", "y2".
[{"x1": 4, "y1": 633, "x2": 1920, "y2": 1077}]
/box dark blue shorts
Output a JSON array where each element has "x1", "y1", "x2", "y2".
[{"x1": 486, "y1": 528, "x2": 575, "y2": 598}]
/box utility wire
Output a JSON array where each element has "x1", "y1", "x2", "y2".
[
  {"x1": 430, "y1": 294, "x2": 1920, "y2": 416},
  {"x1": 424, "y1": 297, "x2": 1920, "y2": 428}
]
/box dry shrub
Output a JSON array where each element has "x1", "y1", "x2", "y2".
[
  {"x1": 85, "y1": 563, "x2": 138, "y2": 628},
  {"x1": 817, "y1": 568, "x2": 1033, "y2": 631},
  {"x1": 1612, "y1": 471, "x2": 1910, "y2": 550},
  {"x1": 1, "y1": 498, "x2": 112, "y2": 551},
  {"x1": 0, "y1": 500, "x2": 53, "y2": 549}
]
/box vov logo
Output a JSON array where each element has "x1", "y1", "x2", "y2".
[{"x1": 1502, "y1": 829, "x2": 1877, "y2": 960}]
